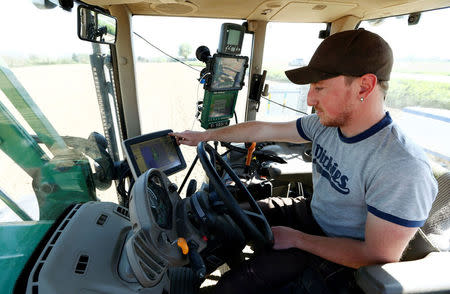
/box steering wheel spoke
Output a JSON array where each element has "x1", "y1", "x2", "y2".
[
  {"x1": 197, "y1": 142, "x2": 273, "y2": 248},
  {"x1": 243, "y1": 209, "x2": 267, "y2": 225}
]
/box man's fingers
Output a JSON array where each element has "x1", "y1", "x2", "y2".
[
  {"x1": 169, "y1": 132, "x2": 186, "y2": 145},
  {"x1": 169, "y1": 133, "x2": 181, "y2": 145},
  {"x1": 168, "y1": 131, "x2": 199, "y2": 146}
]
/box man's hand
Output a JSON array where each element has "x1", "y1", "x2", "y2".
[
  {"x1": 272, "y1": 226, "x2": 301, "y2": 250},
  {"x1": 272, "y1": 213, "x2": 418, "y2": 269},
  {"x1": 170, "y1": 130, "x2": 206, "y2": 146}
]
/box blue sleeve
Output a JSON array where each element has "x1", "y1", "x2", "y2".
[
  {"x1": 365, "y1": 160, "x2": 437, "y2": 227},
  {"x1": 296, "y1": 114, "x2": 322, "y2": 142},
  {"x1": 296, "y1": 118, "x2": 311, "y2": 141}
]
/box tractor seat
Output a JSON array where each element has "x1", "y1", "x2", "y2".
[{"x1": 281, "y1": 172, "x2": 450, "y2": 294}]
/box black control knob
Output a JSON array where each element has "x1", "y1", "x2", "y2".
[
  {"x1": 187, "y1": 241, "x2": 206, "y2": 279},
  {"x1": 186, "y1": 179, "x2": 197, "y2": 198},
  {"x1": 168, "y1": 183, "x2": 178, "y2": 193}
]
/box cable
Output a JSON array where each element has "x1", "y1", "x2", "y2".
[
  {"x1": 191, "y1": 80, "x2": 202, "y2": 130},
  {"x1": 116, "y1": 166, "x2": 131, "y2": 207},
  {"x1": 178, "y1": 155, "x2": 199, "y2": 195},
  {"x1": 260, "y1": 95, "x2": 309, "y2": 115},
  {"x1": 134, "y1": 31, "x2": 210, "y2": 129},
  {"x1": 190, "y1": 115, "x2": 197, "y2": 131},
  {"x1": 199, "y1": 72, "x2": 211, "y2": 83},
  {"x1": 196, "y1": 73, "x2": 207, "y2": 105},
  {"x1": 133, "y1": 31, "x2": 201, "y2": 73},
  {"x1": 191, "y1": 72, "x2": 212, "y2": 130},
  {"x1": 191, "y1": 72, "x2": 210, "y2": 130},
  {"x1": 134, "y1": 32, "x2": 307, "y2": 117}
]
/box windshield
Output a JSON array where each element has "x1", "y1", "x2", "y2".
[
  {"x1": 258, "y1": 22, "x2": 326, "y2": 121},
  {"x1": 0, "y1": 1, "x2": 118, "y2": 222},
  {"x1": 132, "y1": 16, "x2": 253, "y2": 185}
]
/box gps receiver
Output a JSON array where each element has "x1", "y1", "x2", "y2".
[{"x1": 196, "y1": 23, "x2": 248, "y2": 129}]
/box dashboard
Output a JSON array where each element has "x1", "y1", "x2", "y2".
[
  {"x1": 20, "y1": 130, "x2": 272, "y2": 293},
  {"x1": 126, "y1": 168, "x2": 207, "y2": 288},
  {"x1": 21, "y1": 168, "x2": 208, "y2": 293}
]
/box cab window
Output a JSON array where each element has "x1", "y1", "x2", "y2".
[
  {"x1": 132, "y1": 16, "x2": 252, "y2": 184},
  {"x1": 359, "y1": 8, "x2": 450, "y2": 173},
  {"x1": 258, "y1": 22, "x2": 326, "y2": 122},
  {"x1": 0, "y1": 1, "x2": 117, "y2": 221}
]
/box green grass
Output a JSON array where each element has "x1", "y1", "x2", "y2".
[
  {"x1": 266, "y1": 68, "x2": 290, "y2": 82},
  {"x1": 387, "y1": 79, "x2": 450, "y2": 109},
  {"x1": 263, "y1": 62, "x2": 450, "y2": 110}
]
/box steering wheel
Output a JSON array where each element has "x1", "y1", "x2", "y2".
[{"x1": 197, "y1": 142, "x2": 273, "y2": 249}]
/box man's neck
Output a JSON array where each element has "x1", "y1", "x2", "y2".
[{"x1": 340, "y1": 102, "x2": 385, "y2": 138}]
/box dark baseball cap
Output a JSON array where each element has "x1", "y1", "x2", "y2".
[{"x1": 285, "y1": 29, "x2": 393, "y2": 84}]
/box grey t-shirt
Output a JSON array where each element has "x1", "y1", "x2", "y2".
[{"x1": 296, "y1": 112, "x2": 438, "y2": 240}]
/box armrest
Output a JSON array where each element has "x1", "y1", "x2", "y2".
[{"x1": 356, "y1": 252, "x2": 450, "y2": 294}]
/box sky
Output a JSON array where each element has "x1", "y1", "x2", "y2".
[
  {"x1": 0, "y1": 1, "x2": 91, "y2": 57},
  {"x1": 132, "y1": 16, "x2": 326, "y2": 65},
  {"x1": 0, "y1": 1, "x2": 449, "y2": 64}
]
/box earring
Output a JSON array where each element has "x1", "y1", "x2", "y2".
[{"x1": 360, "y1": 97, "x2": 364, "y2": 102}]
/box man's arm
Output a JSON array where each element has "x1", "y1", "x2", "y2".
[
  {"x1": 272, "y1": 212, "x2": 418, "y2": 269},
  {"x1": 170, "y1": 120, "x2": 309, "y2": 146}
]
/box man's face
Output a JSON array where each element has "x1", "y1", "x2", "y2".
[{"x1": 307, "y1": 76, "x2": 357, "y2": 127}]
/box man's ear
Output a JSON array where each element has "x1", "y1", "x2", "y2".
[{"x1": 359, "y1": 74, "x2": 377, "y2": 98}]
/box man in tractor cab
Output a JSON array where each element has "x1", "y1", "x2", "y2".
[{"x1": 172, "y1": 29, "x2": 438, "y2": 293}]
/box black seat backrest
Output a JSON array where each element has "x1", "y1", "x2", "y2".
[{"x1": 402, "y1": 172, "x2": 450, "y2": 261}]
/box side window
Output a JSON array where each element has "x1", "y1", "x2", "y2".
[
  {"x1": 359, "y1": 8, "x2": 450, "y2": 173},
  {"x1": 0, "y1": 2, "x2": 118, "y2": 221},
  {"x1": 132, "y1": 16, "x2": 252, "y2": 184},
  {"x1": 258, "y1": 22, "x2": 326, "y2": 122}
]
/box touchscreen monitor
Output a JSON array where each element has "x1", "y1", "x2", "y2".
[
  {"x1": 208, "y1": 92, "x2": 235, "y2": 118},
  {"x1": 123, "y1": 130, "x2": 186, "y2": 180},
  {"x1": 209, "y1": 55, "x2": 248, "y2": 91}
]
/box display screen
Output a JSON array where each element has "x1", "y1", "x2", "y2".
[
  {"x1": 210, "y1": 56, "x2": 247, "y2": 91},
  {"x1": 227, "y1": 29, "x2": 241, "y2": 46},
  {"x1": 123, "y1": 130, "x2": 186, "y2": 179},
  {"x1": 209, "y1": 95, "x2": 234, "y2": 118},
  {"x1": 130, "y1": 136, "x2": 180, "y2": 174}
]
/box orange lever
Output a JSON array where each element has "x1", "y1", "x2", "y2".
[
  {"x1": 245, "y1": 142, "x2": 256, "y2": 167},
  {"x1": 177, "y1": 237, "x2": 189, "y2": 255}
]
